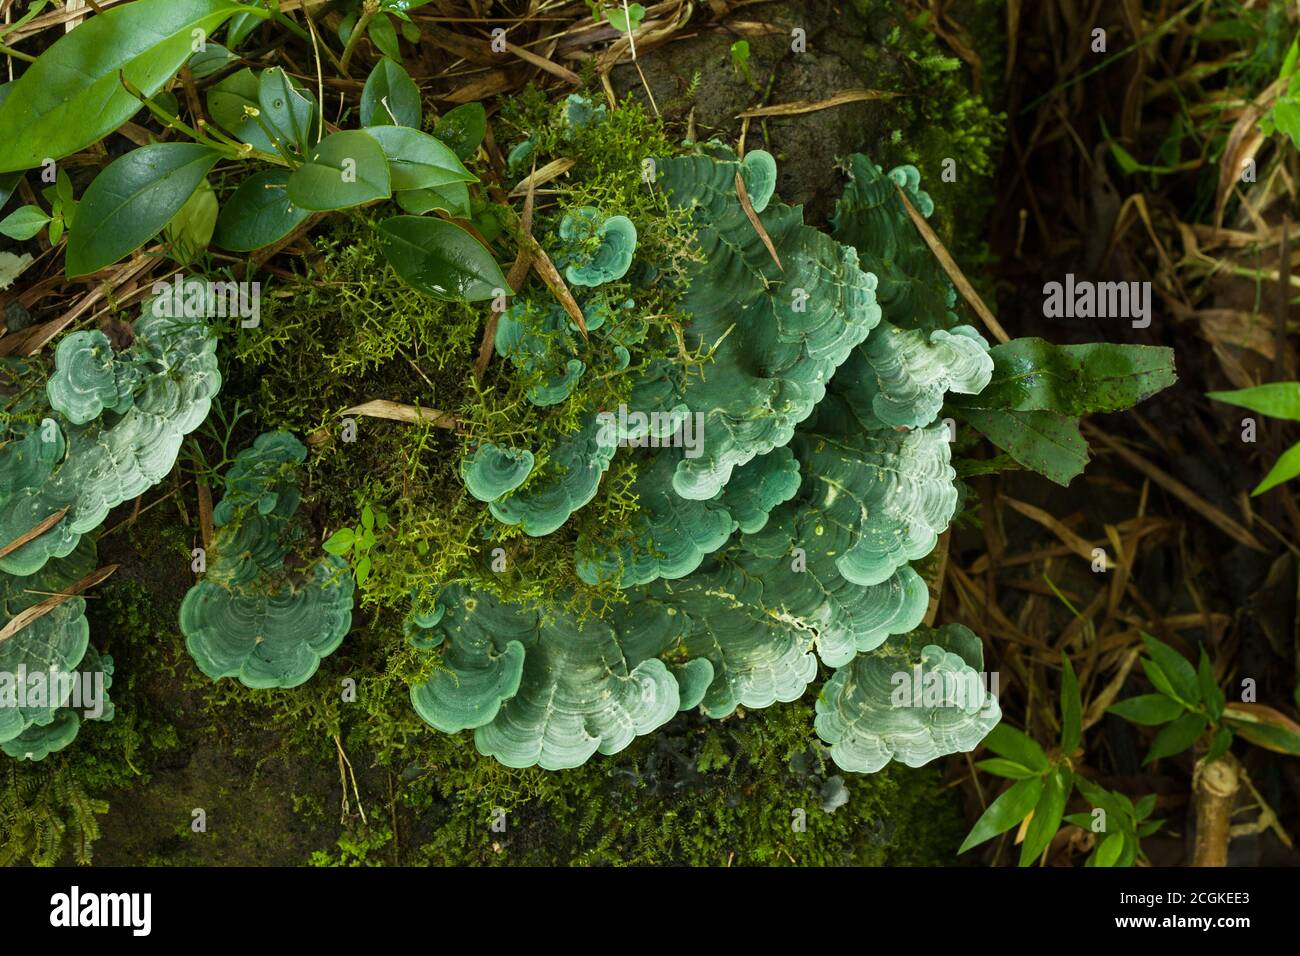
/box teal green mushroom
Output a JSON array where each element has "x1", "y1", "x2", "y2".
[
  {"x1": 559, "y1": 206, "x2": 637, "y2": 287},
  {"x1": 462, "y1": 442, "x2": 535, "y2": 502}
]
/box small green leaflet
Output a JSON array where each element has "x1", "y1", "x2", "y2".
[
  {"x1": 208, "y1": 68, "x2": 277, "y2": 153},
  {"x1": 0, "y1": 205, "x2": 51, "y2": 241},
  {"x1": 604, "y1": 2, "x2": 646, "y2": 33},
  {"x1": 958, "y1": 776, "x2": 1044, "y2": 853},
  {"x1": 397, "y1": 182, "x2": 470, "y2": 218},
  {"x1": 433, "y1": 103, "x2": 486, "y2": 162}
]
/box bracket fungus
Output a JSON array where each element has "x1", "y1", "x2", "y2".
[
  {"x1": 412, "y1": 149, "x2": 1006, "y2": 774},
  {"x1": 181, "y1": 432, "x2": 354, "y2": 690}
]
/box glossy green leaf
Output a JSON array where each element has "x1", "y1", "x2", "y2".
[
  {"x1": 65, "y1": 143, "x2": 221, "y2": 277},
  {"x1": 1208, "y1": 382, "x2": 1300, "y2": 422},
  {"x1": 258, "y1": 66, "x2": 316, "y2": 156},
  {"x1": 213, "y1": 169, "x2": 311, "y2": 251},
  {"x1": 368, "y1": 12, "x2": 402, "y2": 61},
  {"x1": 1107, "y1": 693, "x2": 1184, "y2": 725},
  {"x1": 1019, "y1": 767, "x2": 1069, "y2": 866},
  {"x1": 207, "y1": 67, "x2": 275, "y2": 152},
  {"x1": 0, "y1": 205, "x2": 50, "y2": 240},
  {"x1": 187, "y1": 42, "x2": 238, "y2": 79},
  {"x1": 287, "y1": 130, "x2": 390, "y2": 211},
  {"x1": 396, "y1": 182, "x2": 470, "y2": 218},
  {"x1": 1094, "y1": 831, "x2": 1124, "y2": 867},
  {"x1": 1252, "y1": 440, "x2": 1300, "y2": 495},
  {"x1": 0, "y1": 0, "x2": 251, "y2": 172},
  {"x1": 0, "y1": 171, "x2": 21, "y2": 211},
  {"x1": 1197, "y1": 648, "x2": 1225, "y2": 721},
  {"x1": 981, "y1": 722, "x2": 1049, "y2": 772},
  {"x1": 226, "y1": 0, "x2": 264, "y2": 48},
  {"x1": 1133, "y1": 793, "x2": 1157, "y2": 820},
  {"x1": 974, "y1": 757, "x2": 1040, "y2": 780},
  {"x1": 433, "y1": 102, "x2": 486, "y2": 161},
  {"x1": 1140, "y1": 632, "x2": 1200, "y2": 706},
  {"x1": 361, "y1": 57, "x2": 421, "y2": 128},
  {"x1": 958, "y1": 777, "x2": 1043, "y2": 853},
  {"x1": 376, "y1": 215, "x2": 509, "y2": 302},
  {"x1": 365, "y1": 126, "x2": 477, "y2": 191}
]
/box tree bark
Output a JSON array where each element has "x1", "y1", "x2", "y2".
[{"x1": 1193, "y1": 753, "x2": 1240, "y2": 867}]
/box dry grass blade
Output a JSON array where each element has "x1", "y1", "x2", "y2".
[
  {"x1": 196, "y1": 478, "x2": 214, "y2": 553},
  {"x1": 1003, "y1": 496, "x2": 1113, "y2": 569},
  {"x1": 736, "y1": 89, "x2": 900, "y2": 119},
  {"x1": 0, "y1": 564, "x2": 119, "y2": 645},
  {"x1": 508, "y1": 157, "x2": 576, "y2": 196},
  {"x1": 478, "y1": 171, "x2": 537, "y2": 380},
  {"x1": 1081, "y1": 646, "x2": 1141, "y2": 730},
  {"x1": 735, "y1": 171, "x2": 780, "y2": 269},
  {"x1": 894, "y1": 183, "x2": 1010, "y2": 344},
  {"x1": 922, "y1": 529, "x2": 950, "y2": 626},
  {"x1": 527, "y1": 241, "x2": 588, "y2": 337},
  {"x1": 505, "y1": 40, "x2": 581, "y2": 85},
  {"x1": 0, "y1": 507, "x2": 71, "y2": 561},
  {"x1": 340, "y1": 400, "x2": 457, "y2": 429},
  {"x1": 1084, "y1": 425, "x2": 1266, "y2": 552}
]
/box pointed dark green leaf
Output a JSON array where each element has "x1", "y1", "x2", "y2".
[
  {"x1": 980, "y1": 722, "x2": 1049, "y2": 772},
  {"x1": 1140, "y1": 633, "x2": 1200, "y2": 707},
  {"x1": 377, "y1": 215, "x2": 508, "y2": 302},
  {"x1": 958, "y1": 777, "x2": 1043, "y2": 853},
  {"x1": 368, "y1": 12, "x2": 402, "y2": 61},
  {"x1": 213, "y1": 169, "x2": 310, "y2": 251},
  {"x1": 207, "y1": 67, "x2": 276, "y2": 152},
  {"x1": 365, "y1": 126, "x2": 477, "y2": 191},
  {"x1": 1197, "y1": 649, "x2": 1225, "y2": 721},
  {"x1": 1144, "y1": 712, "x2": 1206, "y2": 764},
  {"x1": 0, "y1": 0, "x2": 251, "y2": 172},
  {"x1": 433, "y1": 102, "x2": 486, "y2": 161},
  {"x1": 361, "y1": 57, "x2": 421, "y2": 128},
  {"x1": 1107, "y1": 693, "x2": 1184, "y2": 725},
  {"x1": 1060, "y1": 653, "x2": 1081, "y2": 754},
  {"x1": 258, "y1": 66, "x2": 316, "y2": 156},
  {"x1": 66, "y1": 143, "x2": 221, "y2": 277},
  {"x1": 287, "y1": 130, "x2": 390, "y2": 211},
  {"x1": 953, "y1": 339, "x2": 1178, "y2": 416},
  {"x1": 1019, "y1": 767, "x2": 1069, "y2": 866}
]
